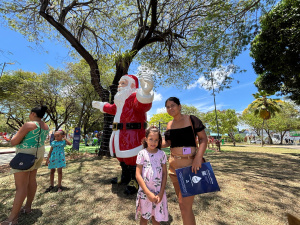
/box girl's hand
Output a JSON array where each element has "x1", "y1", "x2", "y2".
[
  {"x1": 147, "y1": 192, "x2": 158, "y2": 203},
  {"x1": 191, "y1": 157, "x2": 202, "y2": 174},
  {"x1": 156, "y1": 192, "x2": 164, "y2": 203}
]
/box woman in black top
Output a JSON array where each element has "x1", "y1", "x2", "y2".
[{"x1": 162, "y1": 97, "x2": 207, "y2": 225}]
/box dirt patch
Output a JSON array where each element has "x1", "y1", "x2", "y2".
[{"x1": 0, "y1": 164, "x2": 10, "y2": 173}]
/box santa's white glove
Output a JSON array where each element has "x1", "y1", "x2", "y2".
[
  {"x1": 136, "y1": 69, "x2": 154, "y2": 104},
  {"x1": 92, "y1": 101, "x2": 106, "y2": 112},
  {"x1": 140, "y1": 72, "x2": 154, "y2": 95}
]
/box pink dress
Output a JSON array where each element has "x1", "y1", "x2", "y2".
[{"x1": 135, "y1": 149, "x2": 169, "y2": 222}]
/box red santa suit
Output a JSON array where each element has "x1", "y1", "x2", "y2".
[{"x1": 95, "y1": 75, "x2": 154, "y2": 166}]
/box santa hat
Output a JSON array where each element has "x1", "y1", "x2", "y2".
[{"x1": 123, "y1": 74, "x2": 139, "y2": 89}]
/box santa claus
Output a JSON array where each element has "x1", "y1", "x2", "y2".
[{"x1": 92, "y1": 70, "x2": 154, "y2": 194}]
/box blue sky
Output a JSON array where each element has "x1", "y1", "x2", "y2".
[{"x1": 1, "y1": 26, "x2": 259, "y2": 119}]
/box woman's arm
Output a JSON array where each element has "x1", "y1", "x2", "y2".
[
  {"x1": 157, "y1": 163, "x2": 167, "y2": 203},
  {"x1": 10, "y1": 123, "x2": 35, "y2": 146},
  {"x1": 46, "y1": 146, "x2": 53, "y2": 166},
  {"x1": 191, "y1": 130, "x2": 208, "y2": 173},
  {"x1": 161, "y1": 121, "x2": 172, "y2": 148},
  {"x1": 136, "y1": 164, "x2": 158, "y2": 203},
  {"x1": 161, "y1": 138, "x2": 171, "y2": 148}
]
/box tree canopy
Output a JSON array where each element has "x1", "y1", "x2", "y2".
[
  {"x1": 0, "y1": 0, "x2": 277, "y2": 96},
  {"x1": 204, "y1": 109, "x2": 239, "y2": 146},
  {"x1": 0, "y1": 64, "x2": 106, "y2": 132},
  {"x1": 250, "y1": 0, "x2": 300, "y2": 104}
]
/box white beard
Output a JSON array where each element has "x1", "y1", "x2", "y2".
[{"x1": 114, "y1": 86, "x2": 136, "y2": 107}]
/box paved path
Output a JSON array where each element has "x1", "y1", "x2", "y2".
[
  {"x1": 244, "y1": 144, "x2": 300, "y2": 149},
  {"x1": 0, "y1": 147, "x2": 50, "y2": 166}
]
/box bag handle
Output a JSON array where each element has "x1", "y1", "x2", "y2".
[
  {"x1": 35, "y1": 122, "x2": 42, "y2": 158},
  {"x1": 189, "y1": 115, "x2": 206, "y2": 163},
  {"x1": 189, "y1": 115, "x2": 196, "y2": 141}
]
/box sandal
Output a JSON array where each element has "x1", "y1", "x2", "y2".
[
  {"x1": 44, "y1": 186, "x2": 54, "y2": 193},
  {"x1": 20, "y1": 207, "x2": 32, "y2": 214},
  {"x1": 57, "y1": 186, "x2": 63, "y2": 193}
]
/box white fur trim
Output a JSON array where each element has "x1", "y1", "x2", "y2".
[
  {"x1": 109, "y1": 131, "x2": 114, "y2": 156},
  {"x1": 122, "y1": 75, "x2": 137, "y2": 89},
  {"x1": 110, "y1": 130, "x2": 143, "y2": 158},
  {"x1": 113, "y1": 103, "x2": 124, "y2": 123},
  {"x1": 92, "y1": 101, "x2": 107, "y2": 113},
  {"x1": 136, "y1": 89, "x2": 154, "y2": 104}
]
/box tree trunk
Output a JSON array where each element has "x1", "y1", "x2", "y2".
[
  {"x1": 229, "y1": 133, "x2": 236, "y2": 146},
  {"x1": 265, "y1": 128, "x2": 273, "y2": 144},
  {"x1": 261, "y1": 120, "x2": 264, "y2": 147},
  {"x1": 77, "y1": 101, "x2": 86, "y2": 128}
]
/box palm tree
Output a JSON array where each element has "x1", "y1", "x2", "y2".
[{"x1": 248, "y1": 91, "x2": 281, "y2": 146}]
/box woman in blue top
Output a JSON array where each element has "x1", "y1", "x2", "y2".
[
  {"x1": 45, "y1": 130, "x2": 71, "y2": 193},
  {"x1": 1, "y1": 106, "x2": 49, "y2": 225},
  {"x1": 162, "y1": 97, "x2": 207, "y2": 225}
]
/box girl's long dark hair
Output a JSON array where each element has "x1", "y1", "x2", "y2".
[{"x1": 142, "y1": 126, "x2": 162, "y2": 150}]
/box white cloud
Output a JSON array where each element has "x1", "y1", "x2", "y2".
[
  {"x1": 153, "y1": 92, "x2": 162, "y2": 102},
  {"x1": 193, "y1": 102, "x2": 226, "y2": 113},
  {"x1": 187, "y1": 76, "x2": 207, "y2": 90},
  {"x1": 156, "y1": 107, "x2": 166, "y2": 114},
  {"x1": 187, "y1": 65, "x2": 234, "y2": 91}
]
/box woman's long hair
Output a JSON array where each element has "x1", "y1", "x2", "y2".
[{"x1": 31, "y1": 105, "x2": 48, "y2": 118}]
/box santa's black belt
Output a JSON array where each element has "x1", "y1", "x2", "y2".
[{"x1": 112, "y1": 122, "x2": 147, "y2": 131}]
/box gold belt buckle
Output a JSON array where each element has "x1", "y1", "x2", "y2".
[
  {"x1": 112, "y1": 123, "x2": 118, "y2": 131},
  {"x1": 172, "y1": 155, "x2": 182, "y2": 159}
]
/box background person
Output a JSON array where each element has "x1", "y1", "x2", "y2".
[
  {"x1": 162, "y1": 97, "x2": 207, "y2": 225},
  {"x1": 1, "y1": 106, "x2": 49, "y2": 225},
  {"x1": 45, "y1": 130, "x2": 71, "y2": 193}
]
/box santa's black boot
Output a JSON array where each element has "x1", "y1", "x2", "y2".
[
  {"x1": 111, "y1": 162, "x2": 131, "y2": 184},
  {"x1": 124, "y1": 165, "x2": 139, "y2": 195}
]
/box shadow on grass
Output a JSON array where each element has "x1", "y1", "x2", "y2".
[
  {"x1": 204, "y1": 151, "x2": 300, "y2": 221},
  {"x1": 17, "y1": 209, "x2": 43, "y2": 225},
  {"x1": 282, "y1": 153, "x2": 300, "y2": 157}
]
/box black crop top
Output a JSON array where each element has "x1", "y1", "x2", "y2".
[{"x1": 164, "y1": 115, "x2": 206, "y2": 148}]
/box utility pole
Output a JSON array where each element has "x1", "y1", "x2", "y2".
[{"x1": 211, "y1": 73, "x2": 221, "y2": 151}]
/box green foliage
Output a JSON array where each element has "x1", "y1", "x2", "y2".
[
  {"x1": 250, "y1": 0, "x2": 300, "y2": 103},
  {"x1": 0, "y1": 63, "x2": 108, "y2": 131},
  {"x1": 148, "y1": 113, "x2": 172, "y2": 131},
  {"x1": 181, "y1": 104, "x2": 204, "y2": 120},
  {"x1": 205, "y1": 109, "x2": 239, "y2": 145},
  {"x1": 0, "y1": 70, "x2": 39, "y2": 130},
  {"x1": 234, "y1": 134, "x2": 245, "y2": 143},
  {"x1": 265, "y1": 101, "x2": 300, "y2": 133},
  {"x1": 240, "y1": 109, "x2": 263, "y2": 135},
  {"x1": 205, "y1": 109, "x2": 238, "y2": 135},
  {"x1": 248, "y1": 91, "x2": 282, "y2": 119}
]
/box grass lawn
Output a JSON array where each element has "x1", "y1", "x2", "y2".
[{"x1": 0, "y1": 145, "x2": 299, "y2": 224}]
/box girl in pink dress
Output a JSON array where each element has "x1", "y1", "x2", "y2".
[{"x1": 135, "y1": 126, "x2": 169, "y2": 224}]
